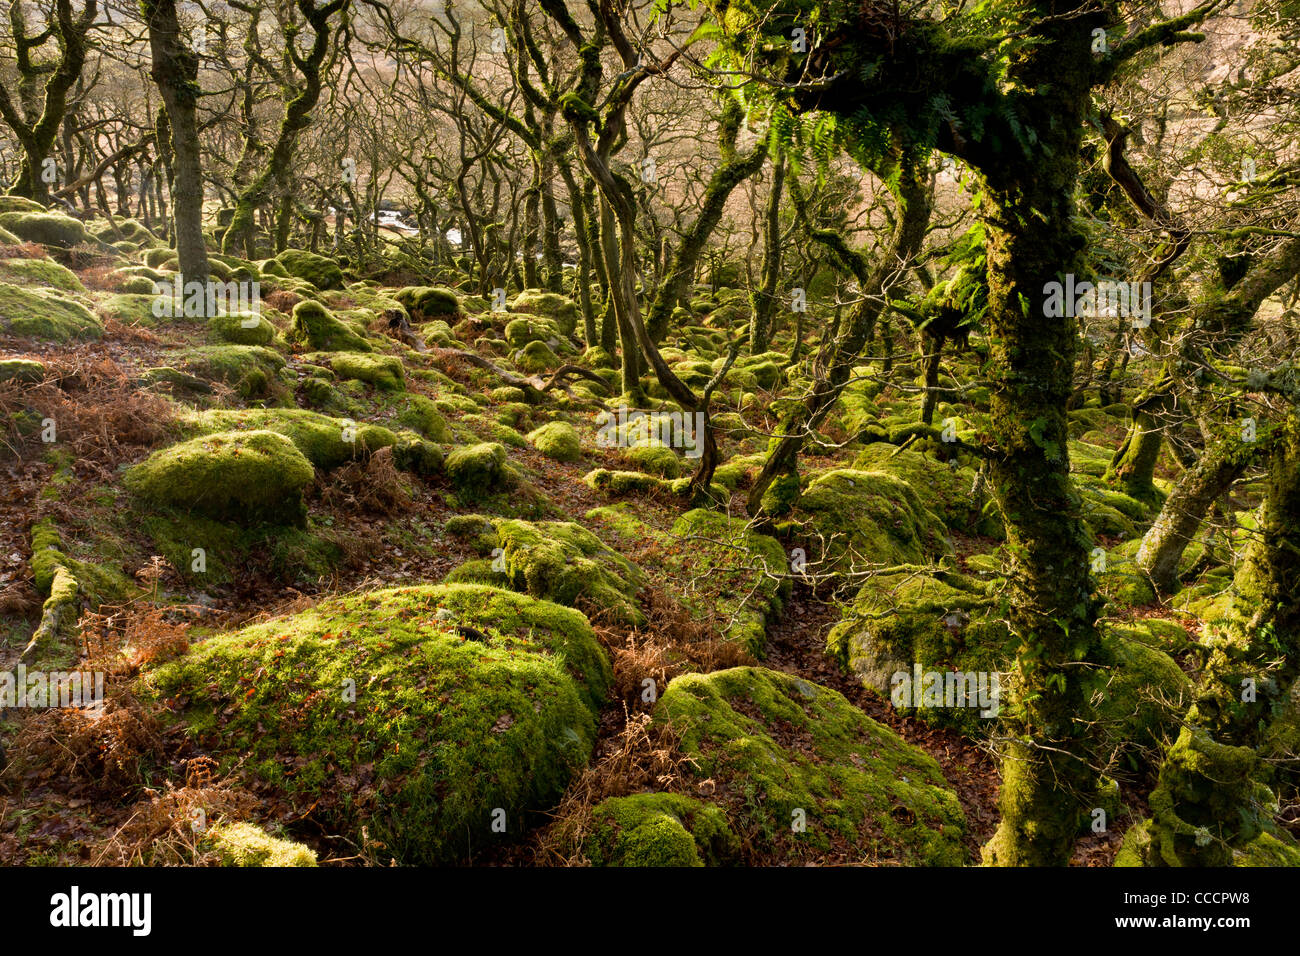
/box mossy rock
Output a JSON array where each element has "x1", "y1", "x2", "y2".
[
  {"x1": 504, "y1": 315, "x2": 564, "y2": 349},
  {"x1": 828, "y1": 569, "x2": 1012, "y2": 735},
  {"x1": 209, "y1": 311, "x2": 276, "y2": 346},
  {"x1": 526, "y1": 421, "x2": 581, "y2": 461},
  {"x1": 147, "y1": 584, "x2": 610, "y2": 864},
  {"x1": 0, "y1": 196, "x2": 45, "y2": 214},
  {"x1": 0, "y1": 283, "x2": 101, "y2": 342},
  {"x1": 186, "y1": 408, "x2": 398, "y2": 470},
  {"x1": 0, "y1": 257, "x2": 85, "y2": 292},
  {"x1": 668, "y1": 509, "x2": 790, "y2": 654},
  {"x1": 203, "y1": 822, "x2": 318, "y2": 867},
  {"x1": 394, "y1": 285, "x2": 459, "y2": 319},
  {"x1": 516, "y1": 339, "x2": 560, "y2": 373},
  {"x1": 851, "y1": 443, "x2": 997, "y2": 535},
  {"x1": 0, "y1": 358, "x2": 45, "y2": 384},
  {"x1": 582, "y1": 468, "x2": 665, "y2": 496},
  {"x1": 445, "y1": 442, "x2": 512, "y2": 498},
  {"x1": 389, "y1": 393, "x2": 450, "y2": 441},
  {"x1": 584, "y1": 793, "x2": 738, "y2": 866},
  {"x1": 315, "y1": 351, "x2": 405, "y2": 391},
  {"x1": 175, "y1": 345, "x2": 286, "y2": 399},
  {"x1": 391, "y1": 437, "x2": 444, "y2": 477},
  {"x1": 1094, "y1": 627, "x2": 1191, "y2": 753},
  {"x1": 274, "y1": 249, "x2": 344, "y2": 290},
  {"x1": 656, "y1": 667, "x2": 967, "y2": 864},
  {"x1": 124, "y1": 430, "x2": 315, "y2": 527},
  {"x1": 623, "y1": 441, "x2": 682, "y2": 478},
  {"x1": 795, "y1": 468, "x2": 952, "y2": 570},
  {"x1": 447, "y1": 518, "x2": 645, "y2": 626},
  {"x1": 289, "y1": 300, "x2": 371, "y2": 352},
  {"x1": 0, "y1": 211, "x2": 91, "y2": 248},
  {"x1": 509, "y1": 290, "x2": 578, "y2": 337}
]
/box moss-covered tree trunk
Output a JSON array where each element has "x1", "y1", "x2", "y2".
[
  {"x1": 1135, "y1": 431, "x2": 1258, "y2": 594},
  {"x1": 142, "y1": 0, "x2": 209, "y2": 285},
  {"x1": 975, "y1": 16, "x2": 1106, "y2": 867},
  {"x1": 0, "y1": 0, "x2": 96, "y2": 202},
  {"x1": 1140, "y1": 413, "x2": 1300, "y2": 865},
  {"x1": 746, "y1": 171, "x2": 931, "y2": 516},
  {"x1": 749, "y1": 147, "x2": 786, "y2": 353},
  {"x1": 222, "y1": 0, "x2": 349, "y2": 257}
]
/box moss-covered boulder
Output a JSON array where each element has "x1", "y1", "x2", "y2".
[
  {"x1": 509, "y1": 290, "x2": 579, "y2": 337},
  {"x1": 316, "y1": 351, "x2": 405, "y2": 391},
  {"x1": 445, "y1": 442, "x2": 512, "y2": 498},
  {"x1": 656, "y1": 667, "x2": 967, "y2": 864},
  {"x1": 124, "y1": 430, "x2": 315, "y2": 527},
  {"x1": 624, "y1": 440, "x2": 682, "y2": 478},
  {"x1": 395, "y1": 285, "x2": 459, "y2": 319},
  {"x1": 0, "y1": 283, "x2": 101, "y2": 342},
  {"x1": 0, "y1": 358, "x2": 45, "y2": 384},
  {"x1": 389, "y1": 392, "x2": 450, "y2": 442},
  {"x1": 516, "y1": 339, "x2": 560, "y2": 373},
  {"x1": 289, "y1": 300, "x2": 371, "y2": 352},
  {"x1": 504, "y1": 315, "x2": 565, "y2": 349},
  {"x1": 147, "y1": 584, "x2": 610, "y2": 864},
  {"x1": 209, "y1": 311, "x2": 276, "y2": 346},
  {"x1": 851, "y1": 443, "x2": 1000, "y2": 536},
  {"x1": 447, "y1": 518, "x2": 646, "y2": 625},
  {"x1": 0, "y1": 256, "x2": 85, "y2": 292},
  {"x1": 795, "y1": 468, "x2": 952, "y2": 571},
  {"x1": 186, "y1": 408, "x2": 398, "y2": 470},
  {"x1": 584, "y1": 793, "x2": 739, "y2": 866},
  {"x1": 0, "y1": 211, "x2": 91, "y2": 248},
  {"x1": 175, "y1": 345, "x2": 286, "y2": 399},
  {"x1": 203, "y1": 822, "x2": 318, "y2": 867},
  {"x1": 274, "y1": 249, "x2": 344, "y2": 290},
  {"x1": 828, "y1": 569, "x2": 1012, "y2": 735},
  {"x1": 526, "y1": 421, "x2": 581, "y2": 461}
]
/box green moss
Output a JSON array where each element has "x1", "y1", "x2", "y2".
[
  {"x1": 504, "y1": 315, "x2": 564, "y2": 349},
  {"x1": 656, "y1": 667, "x2": 967, "y2": 864},
  {"x1": 274, "y1": 249, "x2": 344, "y2": 290},
  {"x1": 585, "y1": 793, "x2": 738, "y2": 866},
  {"x1": 851, "y1": 444, "x2": 997, "y2": 535},
  {"x1": 447, "y1": 518, "x2": 645, "y2": 626},
  {"x1": 389, "y1": 393, "x2": 449, "y2": 441},
  {"x1": 445, "y1": 442, "x2": 511, "y2": 498},
  {"x1": 289, "y1": 300, "x2": 371, "y2": 352},
  {"x1": 795, "y1": 468, "x2": 952, "y2": 570},
  {"x1": 147, "y1": 584, "x2": 609, "y2": 863},
  {"x1": 0, "y1": 257, "x2": 85, "y2": 292},
  {"x1": 0, "y1": 358, "x2": 45, "y2": 384},
  {"x1": 515, "y1": 339, "x2": 559, "y2": 374},
  {"x1": 0, "y1": 283, "x2": 101, "y2": 342},
  {"x1": 203, "y1": 822, "x2": 318, "y2": 867},
  {"x1": 582, "y1": 468, "x2": 664, "y2": 495},
  {"x1": 624, "y1": 441, "x2": 681, "y2": 478},
  {"x1": 0, "y1": 211, "x2": 90, "y2": 248},
  {"x1": 124, "y1": 430, "x2": 315, "y2": 527},
  {"x1": 509, "y1": 290, "x2": 579, "y2": 337},
  {"x1": 526, "y1": 421, "x2": 581, "y2": 462},
  {"x1": 394, "y1": 285, "x2": 459, "y2": 319},
  {"x1": 209, "y1": 311, "x2": 276, "y2": 346},
  {"x1": 175, "y1": 345, "x2": 286, "y2": 399},
  {"x1": 186, "y1": 408, "x2": 398, "y2": 470},
  {"x1": 315, "y1": 351, "x2": 405, "y2": 391}
]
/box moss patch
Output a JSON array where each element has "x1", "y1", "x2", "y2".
[
  {"x1": 124, "y1": 430, "x2": 315, "y2": 527},
  {"x1": 0, "y1": 283, "x2": 101, "y2": 342},
  {"x1": 656, "y1": 667, "x2": 966, "y2": 864},
  {"x1": 147, "y1": 584, "x2": 609, "y2": 864}
]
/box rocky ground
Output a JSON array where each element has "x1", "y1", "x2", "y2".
[{"x1": 0, "y1": 199, "x2": 1293, "y2": 867}]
